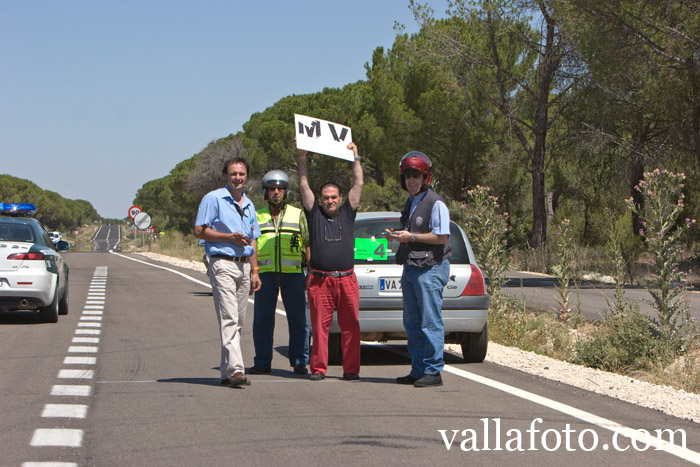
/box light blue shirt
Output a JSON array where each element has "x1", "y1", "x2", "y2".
[
  {"x1": 195, "y1": 187, "x2": 261, "y2": 257},
  {"x1": 408, "y1": 191, "x2": 451, "y2": 236}
]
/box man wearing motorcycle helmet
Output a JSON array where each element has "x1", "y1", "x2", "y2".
[
  {"x1": 385, "y1": 151, "x2": 451, "y2": 387},
  {"x1": 251, "y1": 170, "x2": 310, "y2": 375}
]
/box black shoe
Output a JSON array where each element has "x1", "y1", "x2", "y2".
[
  {"x1": 220, "y1": 378, "x2": 230, "y2": 385},
  {"x1": 342, "y1": 373, "x2": 359, "y2": 381},
  {"x1": 294, "y1": 364, "x2": 308, "y2": 375},
  {"x1": 414, "y1": 373, "x2": 442, "y2": 387},
  {"x1": 309, "y1": 373, "x2": 325, "y2": 381},
  {"x1": 249, "y1": 366, "x2": 271, "y2": 374},
  {"x1": 396, "y1": 375, "x2": 418, "y2": 385},
  {"x1": 229, "y1": 373, "x2": 251, "y2": 387}
]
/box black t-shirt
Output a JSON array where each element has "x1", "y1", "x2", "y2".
[{"x1": 305, "y1": 200, "x2": 356, "y2": 271}]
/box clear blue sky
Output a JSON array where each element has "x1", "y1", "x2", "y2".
[{"x1": 1, "y1": 1, "x2": 448, "y2": 220}]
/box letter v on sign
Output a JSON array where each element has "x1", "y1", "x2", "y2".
[{"x1": 328, "y1": 123, "x2": 348, "y2": 142}]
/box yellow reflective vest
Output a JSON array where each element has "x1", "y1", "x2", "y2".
[{"x1": 256, "y1": 205, "x2": 305, "y2": 273}]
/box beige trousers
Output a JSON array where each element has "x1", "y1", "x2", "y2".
[{"x1": 208, "y1": 257, "x2": 251, "y2": 379}]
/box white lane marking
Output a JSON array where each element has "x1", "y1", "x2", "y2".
[
  {"x1": 72, "y1": 337, "x2": 100, "y2": 344},
  {"x1": 82, "y1": 310, "x2": 103, "y2": 315},
  {"x1": 30, "y1": 429, "x2": 83, "y2": 447},
  {"x1": 80, "y1": 316, "x2": 102, "y2": 321},
  {"x1": 63, "y1": 356, "x2": 96, "y2": 365},
  {"x1": 67, "y1": 346, "x2": 98, "y2": 353},
  {"x1": 41, "y1": 404, "x2": 88, "y2": 418},
  {"x1": 22, "y1": 462, "x2": 78, "y2": 467},
  {"x1": 77, "y1": 322, "x2": 102, "y2": 327},
  {"x1": 84, "y1": 305, "x2": 104, "y2": 310},
  {"x1": 75, "y1": 329, "x2": 101, "y2": 335},
  {"x1": 97, "y1": 380, "x2": 158, "y2": 383},
  {"x1": 368, "y1": 342, "x2": 700, "y2": 465},
  {"x1": 58, "y1": 369, "x2": 94, "y2": 379},
  {"x1": 51, "y1": 385, "x2": 92, "y2": 396},
  {"x1": 85, "y1": 300, "x2": 104, "y2": 304}
]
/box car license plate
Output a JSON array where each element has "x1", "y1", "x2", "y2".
[{"x1": 379, "y1": 277, "x2": 401, "y2": 291}]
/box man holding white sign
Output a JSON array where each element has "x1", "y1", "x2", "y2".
[{"x1": 297, "y1": 134, "x2": 363, "y2": 381}]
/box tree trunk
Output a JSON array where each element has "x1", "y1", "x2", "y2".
[
  {"x1": 692, "y1": 76, "x2": 700, "y2": 171},
  {"x1": 531, "y1": 154, "x2": 547, "y2": 248}
]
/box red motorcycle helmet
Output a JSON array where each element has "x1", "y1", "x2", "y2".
[{"x1": 399, "y1": 151, "x2": 433, "y2": 191}]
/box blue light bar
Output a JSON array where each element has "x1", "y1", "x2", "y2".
[{"x1": 0, "y1": 203, "x2": 37, "y2": 216}]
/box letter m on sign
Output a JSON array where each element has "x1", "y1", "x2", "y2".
[{"x1": 298, "y1": 120, "x2": 321, "y2": 137}]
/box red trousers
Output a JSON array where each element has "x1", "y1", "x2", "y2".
[{"x1": 307, "y1": 273, "x2": 361, "y2": 375}]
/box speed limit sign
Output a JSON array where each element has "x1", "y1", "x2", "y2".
[{"x1": 128, "y1": 205, "x2": 142, "y2": 220}]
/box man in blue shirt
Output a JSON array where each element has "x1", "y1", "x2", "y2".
[
  {"x1": 385, "y1": 151, "x2": 451, "y2": 388},
  {"x1": 195, "y1": 157, "x2": 262, "y2": 388}
]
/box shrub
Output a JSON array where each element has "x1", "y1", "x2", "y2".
[
  {"x1": 626, "y1": 169, "x2": 697, "y2": 349},
  {"x1": 454, "y1": 186, "x2": 510, "y2": 295},
  {"x1": 574, "y1": 309, "x2": 658, "y2": 373}
]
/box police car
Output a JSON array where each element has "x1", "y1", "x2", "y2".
[{"x1": 0, "y1": 203, "x2": 70, "y2": 323}]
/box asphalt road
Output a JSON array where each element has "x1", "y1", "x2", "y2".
[
  {"x1": 2, "y1": 252, "x2": 699, "y2": 466},
  {"x1": 92, "y1": 225, "x2": 121, "y2": 252},
  {"x1": 502, "y1": 271, "x2": 700, "y2": 323}
]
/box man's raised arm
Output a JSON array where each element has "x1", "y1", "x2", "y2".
[
  {"x1": 297, "y1": 148, "x2": 315, "y2": 212},
  {"x1": 347, "y1": 142, "x2": 363, "y2": 210}
]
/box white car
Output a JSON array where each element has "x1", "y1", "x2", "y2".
[
  {"x1": 48, "y1": 231, "x2": 62, "y2": 244},
  {"x1": 0, "y1": 203, "x2": 70, "y2": 323}
]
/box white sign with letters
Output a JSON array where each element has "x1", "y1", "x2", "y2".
[{"x1": 294, "y1": 114, "x2": 353, "y2": 162}]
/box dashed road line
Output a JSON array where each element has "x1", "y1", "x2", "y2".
[
  {"x1": 67, "y1": 346, "x2": 98, "y2": 353},
  {"x1": 30, "y1": 429, "x2": 83, "y2": 447},
  {"x1": 41, "y1": 404, "x2": 88, "y2": 418},
  {"x1": 63, "y1": 357, "x2": 96, "y2": 365},
  {"x1": 25, "y1": 266, "x2": 108, "y2": 466},
  {"x1": 57, "y1": 369, "x2": 94, "y2": 379},
  {"x1": 50, "y1": 385, "x2": 92, "y2": 397}
]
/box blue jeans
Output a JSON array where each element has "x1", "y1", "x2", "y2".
[
  {"x1": 401, "y1": 260, "x2": 450, "y2": 377},
  {"x1": 253, "y1": 272, "x2": 309, "y2": 368}
]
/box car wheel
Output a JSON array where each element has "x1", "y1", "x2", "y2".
[
  {"x1": 327, "y1": 333, "x2": 343, "y2": 365},
  {"x1": 39, "y1": 285, "x2": 59, "y2": 323},
  {"x1": 58, "y1": 285, "x2": 69, "y2": 315},
  {"x1": 460, "y1": 323, "x2": 488, "y2": 363}
]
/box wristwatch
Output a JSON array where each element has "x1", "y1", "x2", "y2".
[{"x1": 409, "y1": 234, "x2": 416, "y2": 243}]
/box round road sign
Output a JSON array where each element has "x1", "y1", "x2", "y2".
[
  {"x1": 128, "y1": 205, "x2": 142, "y2": 220},
  {"x1": 134, "y1": 211, "x2": 152, "y2": 230}
]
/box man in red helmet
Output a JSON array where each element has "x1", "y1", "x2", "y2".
[{"x1": 385, "y1": 151, "x2": 451, "y2": 387}]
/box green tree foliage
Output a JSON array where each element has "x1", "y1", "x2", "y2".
[
  {"x1": 557, "y1": 0, "x2": 700, "y2": 171},
  {"x1": 408, "y1": 0, "x2": 581, "y2": 248},
  {"x1": 555, "y1": 0, "x2": 700, "y2": 236},
  {"x1": 0, "y1": 174, "x2": 100, "y2": 230}
]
